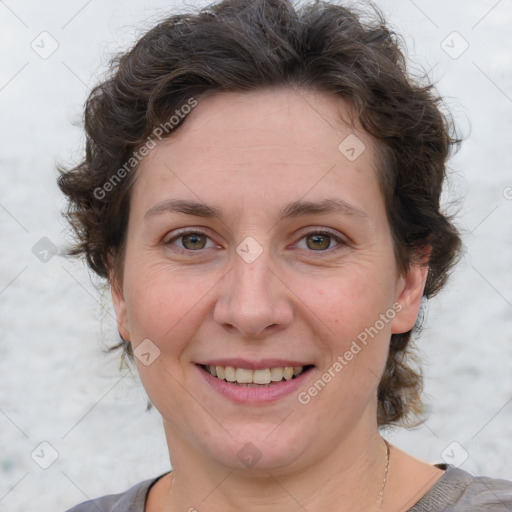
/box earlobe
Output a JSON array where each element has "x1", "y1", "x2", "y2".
[{"x1": 391, "y1": 247, "x2": 431, "y2": 334}]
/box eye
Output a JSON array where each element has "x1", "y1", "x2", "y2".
[
  {"x1": 165, "y1": 229, "x2": 218, "y2": 251},
  {"x1": 164, "y1": 228, "x2": 346, "y2": 253},
  {"x1": 295, "y1": 229, "x2": 346, "y2": 252}
]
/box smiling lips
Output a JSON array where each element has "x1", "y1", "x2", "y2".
[
  {"x1": 202, "y1": 364, "x2": 310, "y2": 386},
  {"x1": 197, "y1": 361, "x2": 315, "y2": 402}
]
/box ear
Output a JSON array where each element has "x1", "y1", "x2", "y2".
[
  {"x1": 108, "y1": 255, "x2": 130, "y2": 342},
  {"x1": 391, "y1": 246, "x2": 431, "y2": 334}
]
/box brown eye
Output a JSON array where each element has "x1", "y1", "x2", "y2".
[
  {"x1": 305, "y1": 233, "x2": 332, "y2": 251},
  {"x1": 181, "y1": 233, "x2": 207, "y2": 250},
  {"x1": 165, "y1": 230, "x2": 217, "y2": 251},
  {"x1": 295, "y1": 230, "x2": 346, "y2": 253}
]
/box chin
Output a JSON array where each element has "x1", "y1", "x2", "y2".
[{"x1": 203, "y1": 425, "x2": 312, "y2": 473}]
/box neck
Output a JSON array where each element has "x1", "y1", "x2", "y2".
[{"x1": 160, "y1": 423, "x2": 389, "y2": 512}]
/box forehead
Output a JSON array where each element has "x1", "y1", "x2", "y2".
[{"x1": 132, "y1": 87, "x2": 381, "y2": 216}]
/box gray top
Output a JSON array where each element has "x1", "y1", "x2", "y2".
[{"x1": 66, "y1": 464, "x2": 512, "y2": 511}]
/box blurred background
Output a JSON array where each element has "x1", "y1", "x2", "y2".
[{"x1": 1, "y1": 0, "x2": 511, "y2": 510}]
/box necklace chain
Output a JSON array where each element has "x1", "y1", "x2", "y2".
[{"x1": 377, "y1": 439, "x2": 391, "y2": 506}]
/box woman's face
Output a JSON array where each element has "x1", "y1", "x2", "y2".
[{"x1": 112, "y1": 87, "x2": 426, "y2": 472}]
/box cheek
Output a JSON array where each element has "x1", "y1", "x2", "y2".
[
  {"x1": 304, "y1": 269, "x2": 395, "y2": 416},
  {"x1": 122, "y1": 259, "x2": 211, "y2": 345},
  {"x1": 307, "y1": 264, "x2": 396, "y2": 340},
  {"x1": 301, "y1": 263, "x2": 396, "y2": 405}
]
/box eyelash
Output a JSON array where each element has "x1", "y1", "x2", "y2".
[{"x1": 164, "y1": 228, "x2": 347, "y2": 254}]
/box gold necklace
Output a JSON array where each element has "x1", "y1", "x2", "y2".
[{"x1": 377, "y1": 439, "x2": 391, "y2": 506}]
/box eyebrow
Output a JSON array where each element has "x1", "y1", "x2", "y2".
[
  {"x1": 144, "y1": 197, "x2": 368, "y2": 222},
  {"x1": 279, "y1": 198, "x2": 367, "y2": 221},
  {"x1": 145, "y1": 199, "x2": 223, "y2": 220}
]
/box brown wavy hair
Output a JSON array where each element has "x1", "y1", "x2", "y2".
[{"x1": 58, "y1": 0, "x2": 462, "y2": 427}]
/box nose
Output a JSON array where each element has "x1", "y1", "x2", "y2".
[{"x1": 213, "y1": 248, "x2": 294, "y2": 339}]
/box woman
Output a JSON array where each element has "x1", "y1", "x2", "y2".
[{"x1": 59, "y1": 0, "x2": 512, "y2": 510}]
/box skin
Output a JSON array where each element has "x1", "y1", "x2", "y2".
[{"x1": 111, "y1": 87, "x2": 444, "y2": 512}]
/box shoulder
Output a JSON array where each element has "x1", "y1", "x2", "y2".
[
  {"x1": 410, "y1": 464, "x2": 512, "y2": 511},
  {"x1": 453, "y1": 469, "x2": 512, "y2": 510},
  {"x1": 64, "y1": 473, "x2": 169, "y2": 512}
]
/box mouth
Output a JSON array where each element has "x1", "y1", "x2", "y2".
[{"x1": 198, "y1": 364, "x2": 315, "y2": 387}]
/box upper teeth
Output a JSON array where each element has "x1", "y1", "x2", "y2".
[{"x1": 207, "y1": 365, "x2": 304, "y2": 385}]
